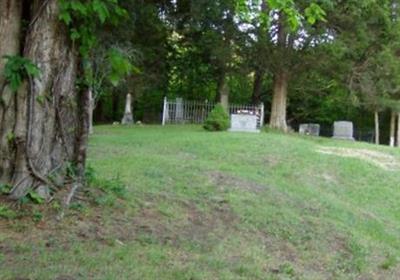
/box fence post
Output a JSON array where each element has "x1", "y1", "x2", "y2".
[
  {"x1": 162, "y1": 96, "x2": 167, "y2": 126},
  {"x1": 260, "y1": 103, "x2": 265, "y2": 128}
]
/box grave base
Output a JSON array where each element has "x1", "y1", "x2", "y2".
[{"x1": 229, "y1": 128, "x2": 260, "y2": 133}]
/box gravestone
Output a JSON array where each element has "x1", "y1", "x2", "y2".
[
  {"x1": 121, "y1": 93, "x2": 134, "y2": 125},
  {"x1": 333, "y1": 121, "x2": 354, "y2": 140},
  {"x1": 175, "y1": 98, "x2": 184, "y2": 122},
  {"x1": 229, "y1": 114, "x2": 260, "y2": 133},
  {"x1": 299, "y1": 123, "x2": 320, "y2": 136}
]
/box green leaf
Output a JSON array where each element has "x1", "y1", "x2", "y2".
[
  {"x1": 0, "y1": 184, "x2": 12, "y2": 195},
  {"x1": 59, "y1": 11, "x2": 72, "y2": 25},
  {"x1": 106, "y1": 48, "x2": 136, "y2": 86},
  {"x1": 70, "y1": 0, "x2": 88, "y2": 15},
  {"x1": 92, "y1": 0, "x2": 110, "y2": 23},
  {"x1": 305, "y1": 3, "x2": 327, "y2": 25},
  {"x1": 70, "y1": 28, "x2": 81, "y2": 41},
  {"x1": 27, "y1": 191, "x2": 45, "y2": 204},
  {"x1": 2, "y1": 55, "x2": 40, "y2": 92}
]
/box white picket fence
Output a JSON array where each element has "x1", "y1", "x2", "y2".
[{"x1": 162, "y1": 97, "x2": 265, "y2": 128}]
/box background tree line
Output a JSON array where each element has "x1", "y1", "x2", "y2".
[{"x1": 93, "y1": 0, "x2": 400, "y2": 144}]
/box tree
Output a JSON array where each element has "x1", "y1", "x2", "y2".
[
  {"x1": 0, "y1": 0, "x2": 127, "y2": 202},
  {"x1": 345, "y1": 0, "x2": 400, "y2": 145},
  {"x1": 171, "y1": 0, "x2": 241, "y2": 110},
  {"x1": 0, "y1": 0, "x2": 82, "y2": 200},
  {"x1": 238, "y1": 0, "x2": 327, "y2": 131},
  {"x1": 87, "y1": 46, "x2": 137, "y2": 133}
]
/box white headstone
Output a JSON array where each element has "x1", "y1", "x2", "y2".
[
  {"x1": 333, "y1": 121, "x2": 354, "y2": 140},
  {"x1": 299, "y1": 123, "x2": 320, "y2": 136},
  {"x1": 121, "y1": 94, "x2": 133, "y2": 125},
  {"x1": 229, "y1": 114, "x2": 260, "y2": 133}
]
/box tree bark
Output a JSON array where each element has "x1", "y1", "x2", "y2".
[
  {"x1": 112, "y1": 92, "x2": 121, "y2": 121},
  {"x1": 269, "y1": 12, "x2": 289, "y2": 132},
  {"x1": 252, "y1": 69, "x2": 264, "y2": 104},
  {"x1": 397, "y1": 113, "x2": 400, "y2": 147},
  {"x1": 374, "y1": 110, "x2": 380, "y2": 145},
  {"x1": 270, "y1": 71, "x2": 288, "y2": 131},
  {"x1": 0, "y1": 0, "x2": 85, "y2": 200},
  {"x1": 216, "y1": 72, "x2": 229, "y2": 111},
  {"x1": 89, "y1": 88, "x2": 94, "y2": 134},
  {"x1": 0, "y1": 0, "x2": 22, "y2": 184},
  {"x1": 390, "y1": 111, "x2": 396, "y2": 147}
]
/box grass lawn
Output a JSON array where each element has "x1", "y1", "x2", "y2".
[{"x1": 2, "y1": 125, "x2": 400, "y2": 279}]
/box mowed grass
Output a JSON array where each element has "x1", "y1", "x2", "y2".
[{"x1": 2, "y1": 125, "x2": 400, "y2": 279}]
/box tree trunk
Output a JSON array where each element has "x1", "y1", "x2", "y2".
[
  {"x1": 374, "y1": 110, "x2": 380, "y2": 145},
  {"x1": 390, "y1": 111, "x2": 396, "y2": 147},
  {"x1": 217, "y1": 72, "x2": 229, "y2": 111},
  {"x1": 269, "y1": 71, "x2": 288, "y2": 131},
  {"x1": 112, "y1": 92, "x2": 121, "y2": 121},
  {"x1": 252, "y1": 69, "x2": 264, "y2": 104},
  {"x1": 0, "y1": 0, "x2": 86, "y2": 200},
  {"x1": 0, "y1": 0, "x2": 22, "y2": 185},
  {"x1": 397, "y1": 113, "x2": 400, "y2": 147},
  {"x1": 269, "y1": 12, "x2": 289, "y2": 132},
  {"x1": 89, "y1": 88, "x2": 94, "y2": 134}
]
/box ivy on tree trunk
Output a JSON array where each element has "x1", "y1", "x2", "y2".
[{"x1": 0, "y1": 0, "x2": 86, "y2": 201}]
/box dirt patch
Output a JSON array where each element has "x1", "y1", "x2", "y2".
[
  {"x1": 263, "y1": 156, "x2": 280, "y2": 167},
  {"x1": 317, "y1": 147, "x2": 400, "y2": 171},
  {"x1": 130, "y1": 198, "x2": 238, "y2": 250},
  {"x1": 208, "y1": 171, "x2": 267, "y2": 193},
  {"x1": 0, "y1": 190, "x2": 240, "y2": 262}
]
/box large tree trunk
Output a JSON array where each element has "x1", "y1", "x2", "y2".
[
  {"x1": 269, "y1": 71, "x2": 288, "y2": 131},
  {"x1": 0, "y1": 0, "x2": 86, "y2": 200},
  {"x1": 269, "y1": 12, "x2": 289, "y2": 132},
  {"x1": 252, "y1": 69, "x2": 264, "y2": 104},
  {"x1": 374, "y1": 110, "x2": 380, "y2": 145},
  {"x1": 0, "y1": 0, "x2": 22, "y2": 185},
  {"x1": 390, "y1": 111, "x2": 396, "y2": 147}
]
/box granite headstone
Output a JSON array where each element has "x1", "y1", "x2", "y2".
[
  {"x1": 229, "y1": 114, "x2": 260, "y2": 133},
  {"x1": 333, "y1": 121, "x2": 354, "y2": 140}
]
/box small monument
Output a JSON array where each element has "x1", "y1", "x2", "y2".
[
  {"x1": 299, "y1": 123, "x2": 320, "y2": 136},
  {"x1": 121, "y1": 93, "x2": 133, "y2": 125},
  {"x1": 229, "y1": 113, "x2": 260, "y2": 133},
  {"x1": 333, "y1": 121, "x2": 354, "y2": 140}
]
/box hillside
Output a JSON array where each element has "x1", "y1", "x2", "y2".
[{"x1": 2, "y1": 125, "x2": 400, "y2": 279}]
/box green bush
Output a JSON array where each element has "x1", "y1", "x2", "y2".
[{"x1": 204, "y1": 104, "x2": 230, "y2": 131}]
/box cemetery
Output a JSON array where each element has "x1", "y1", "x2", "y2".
[{"x1": 2, "y1": 1, "x2": 400, "y2": 279}]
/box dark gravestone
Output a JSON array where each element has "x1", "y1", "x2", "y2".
[
  {"x1": 299, "y1": 124, "x2": 320, "y2": 136},
  {"x1": 333, "y1": 121, "x2": 354, "y2": 140}
]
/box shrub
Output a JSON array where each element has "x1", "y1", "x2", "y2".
[{"x1": 204, "y1": 104, "x2": 230, "y2": 131}]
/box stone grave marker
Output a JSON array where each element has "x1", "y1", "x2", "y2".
[
  {"x1": 333, "y1": 121, "x2": 354, "y2": 140},
  {"x1": 121, "y1": 93, "x2": 134, "y2": 125},
  {"x1": 299, "y1": 123, "x2": 320, "y2": 136},
  {"x1": 229, "y1": 114, "x2": 260, "y2": 133}
]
